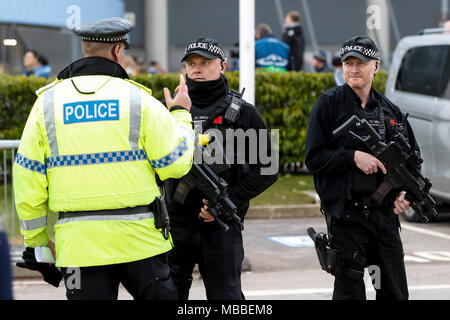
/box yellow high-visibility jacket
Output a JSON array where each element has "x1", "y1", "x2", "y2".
[{"x1": 13, "y1": 75, "x2": 194, "y2": 267}]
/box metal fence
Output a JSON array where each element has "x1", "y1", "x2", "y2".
[{"x1": 0, "y1": 140, "x2": 22, "y2": 262}]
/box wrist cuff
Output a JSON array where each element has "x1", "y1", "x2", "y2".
[{"x1": 170, "y1": 105, "x2": 189, "y2": 112}]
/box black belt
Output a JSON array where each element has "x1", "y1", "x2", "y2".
[{"x1": 58, "y1": 205, "x2": 152, "y2": 220}]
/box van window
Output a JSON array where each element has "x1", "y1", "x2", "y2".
[
  {"x1": 395, "y1": 45, "x2": 449, "y2": 98},
  {"x1": 439, "y1": 49, "x2": 450, "y2": 100}
]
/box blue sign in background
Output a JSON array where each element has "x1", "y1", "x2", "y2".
[
  {"x1": 0, "y1": 0, "x2": 124, "y2": 28},
  {"x1": 64, "y1": 100, "x2": 120, "y2": 124}
]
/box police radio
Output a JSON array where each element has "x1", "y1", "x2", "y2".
[{"x1": 224, "y1": 88, "x2": 245, "y2": 123}]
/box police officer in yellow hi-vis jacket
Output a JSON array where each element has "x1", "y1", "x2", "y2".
[{"x1": 13, "y1": 17, "x2": 194, "y2": 300}]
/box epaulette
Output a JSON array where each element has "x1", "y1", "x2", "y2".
[
  {"x1": 323, "y1": 86, "x2": 339, "y2": 97},
  {"x1": 125, "y1": 79, "x2": 152, "y2": 95},
  {"x1": 35, "y1": 79, "x2": 62, "y2": 96}
]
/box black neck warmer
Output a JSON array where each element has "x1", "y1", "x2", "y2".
[{"x1": 186, "y1": 74, "x2": 229, "y2": 109}]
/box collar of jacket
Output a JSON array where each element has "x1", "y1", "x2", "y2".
[
  {"x1": 284, "y1": 23, "x2": 302, "y2": 30},
  {"x1": 343, "y1": 83, "x2": 379, "y2": 111},
  {"x1": 57, "y1": 56, "x2": 129, "y2": 80}
]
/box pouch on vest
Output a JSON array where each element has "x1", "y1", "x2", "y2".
[
  {"x1": 350, "y1": 170, "x2": 378, "y2": 195},
  {"x1": 153, "y1": 197, "x2": 170, "y2": 240}
]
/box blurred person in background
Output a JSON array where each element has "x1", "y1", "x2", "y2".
[
  {"x1": 312, "y1": 49, "x2": 333, "y2": 73},
  {"x1": 332, "y1": 54, "x2": 345, "y2": 86},
  {"x1": 149, "y1": 61, "x2": 167, "y2": 74},
  {"x1": 443, "y1": 20, "x2": 450, "y2": 33},
  {"x1": 23, "y1": 50, "x2": 52, "y2": 78},
  {"x1": 255, "y1": 23, "x2": 289, "y2": 72},
  {"x1": 122, "y1": 55, "x2": 139, "y2": 75},
  {"x1": 282, "y1": 10, "x2": 305, "y2": 71}
]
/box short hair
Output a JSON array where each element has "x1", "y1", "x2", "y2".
[
  {"x1": 286, "y1": 10, "x2": 301, "y2": 22},
  {"x1": 26, "y1": 50, "x2": 48, "y2": 66},
  {"x1": 81, "y1": 41, "x2": 122, "y2": 58},
  {"x1": 256, "y1": 23, "x2": 273, "y2": 38}
]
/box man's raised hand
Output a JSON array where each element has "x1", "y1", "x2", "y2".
[{"x1": 163, "y1": 74, "x2": 191, "y2": 111}]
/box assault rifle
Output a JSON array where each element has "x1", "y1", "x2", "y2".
[
  {"x1": 333, "y1": 115, "x2": 437, "y2": 222},
  {"x1": 173, "y1": 160, "x2": 242, "y2": 232}
]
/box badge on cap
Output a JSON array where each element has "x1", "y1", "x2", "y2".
[{"x1": 181, "y1": 37, "x2": 226, "y2": 62}]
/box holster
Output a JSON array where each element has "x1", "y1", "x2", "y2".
[
  {"x1": 309, "y1": 216, "x2": 365, "y2": 281},
  {"x1": 321, "y1": 244, "x2": 364, "y2": 281},
  {"x1": 152, "y1": 197, "x2": 170, "y2": 240}
]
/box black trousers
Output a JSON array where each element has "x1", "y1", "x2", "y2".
[
  {"x1": 60, "y1": 252, "x2": 176, "y2": 300},
  {"x1": 169, "y1": 221, "x2": 245, "y2": 300},
  {"x1": 329, "y1": 204, "x2": 409, "y2": 300},
  {"x1": 0, "y1": 231, "x2": 13, "y2": 300}
]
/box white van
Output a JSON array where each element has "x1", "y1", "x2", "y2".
[{"x1": 385, "y1": 28, "x2": 450, "y2": 221}]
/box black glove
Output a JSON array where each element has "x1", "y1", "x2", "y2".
[{"x1": 16, "y1": 247, "x2": 62, "y2": 287}]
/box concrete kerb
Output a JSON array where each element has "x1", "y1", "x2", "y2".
[
  {"x1": 12, "y1": 203, "x2": 322, "y2": 279},
  {"x1": 245, "y1": 204, "x2": 321, "y2": 219}
]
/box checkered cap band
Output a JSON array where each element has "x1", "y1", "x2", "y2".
[
  {"x1": 81, "y1": 35, "x2": 128, "y2": 43},
  {"x1": 338, "y1": 45, "x2": 380, "y2": 60},
  {"x1": 184, "y1": 41, "x2": 226, "y2": 61}
]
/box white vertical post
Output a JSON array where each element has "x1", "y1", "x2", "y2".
[
  {"x1": 442, "y1": 0, "x2": 449, "y2": 23},
  {"x1": 144, "y1": 0, "x2": 168, "y2": 71},
  {"x1": 239, "y1": 0, "x2": 255, "y2": 105},
  {"x1": 366, "y1": 0, "x2": 390, "y2": 68},
  {"x1": 300, "y1": 0, "x2": 319, "y2": 52}
]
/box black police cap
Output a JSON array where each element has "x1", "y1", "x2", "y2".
[
  {"x1": 339, "y1": 35, "x2": 381, "y2": 62},
  {"x1": 181, "y1": 37, "x2": 226, "y2": 62},
  {"x1": 73, "y1": 17, "x2": 134, "y2": 49}
]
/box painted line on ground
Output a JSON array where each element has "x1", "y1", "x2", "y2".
[
  {"x1": 243, "y1": 284, "x2": 450, "y2": 297},
  {"x1": 402, "y1": 223, "x2": 450, "y2": 240}
]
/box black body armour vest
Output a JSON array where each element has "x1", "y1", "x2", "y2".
[{"x1": 347, "y1": 101, "x2": 387, "y2": 200}]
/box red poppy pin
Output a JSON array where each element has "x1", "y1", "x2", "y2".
[{"x1": 213, "y1": 116, "x2": 223, "y2": 124}]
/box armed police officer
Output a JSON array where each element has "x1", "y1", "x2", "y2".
[
  {"x1": 13, "y1": 17, "x2": 194, "y2": 300},
  {"x1": 165, "y1": 37, "x2": 278, "y2": 300},
  {"x1": 305, "y1": 36, "x2": 420, "y2": 300}
]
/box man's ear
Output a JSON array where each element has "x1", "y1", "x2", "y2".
[
  {"x1": 220, "y1": 60, "x2": 227, "y2": 73},
  {"x1": 111, "y1": 44, "x2": 121, "y2": 62},
  {"x1": 374, "y1": 61, "x2": 380, "y2": 74}
]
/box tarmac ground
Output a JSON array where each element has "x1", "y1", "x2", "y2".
[{"x1": 11, "y1": 207, "x2": 450, "y2": 300}]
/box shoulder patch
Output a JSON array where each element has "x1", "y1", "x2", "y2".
[
  {"x1": 125, "y1": 79, "x2": 152, "y2": 95},
  {"x1": 35, "y1": 79, "x2": 62, "y2": 96}
]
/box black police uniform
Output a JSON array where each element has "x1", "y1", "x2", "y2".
[
  {"x1": 166, "y1": 40, "x2": 277, "y2": 299},
  {"x1": 305, "y1": 82, "x2": 420, "y2": 300}
]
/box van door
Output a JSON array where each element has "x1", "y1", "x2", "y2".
[
  {"x1": 430, "y1": 46, "x2": 450, "y2": 198},
  {"x1": 387, "y1": 45, "x2": 441, "y2": 184},
  {"x1": 387, "y1": 43, "x2": 450, "y2": 201}
]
